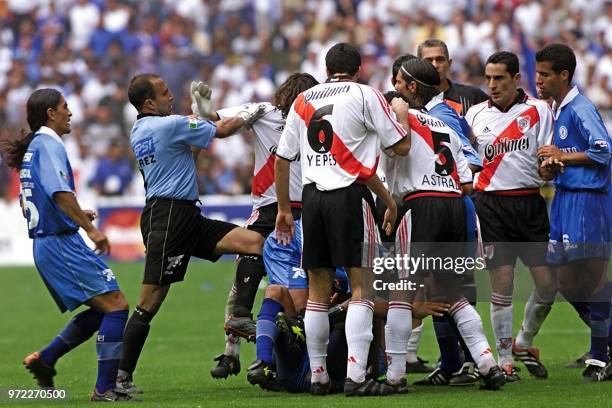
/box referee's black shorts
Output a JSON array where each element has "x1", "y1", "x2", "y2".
[
  {"x1": 301, "y1": 182, "x2": 379, "y2": 270},
  {"x1": 141, "y1": 197, "x2": 238, "y2": 285},
  {"x1": 473, "y1": 190, "x2": 549, "y2": 269}
]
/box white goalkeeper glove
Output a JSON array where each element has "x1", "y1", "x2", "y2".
[
  {"x1": 190, "y1": 81, "x2": 212, "y2": 117},
  {"x1": 236, "y1": 103, "x2": 266, "y2": 129}
]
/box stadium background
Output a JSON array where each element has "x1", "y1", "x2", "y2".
[{"x1": 0, "y1": 0, "x2": 611, "y2": 406}]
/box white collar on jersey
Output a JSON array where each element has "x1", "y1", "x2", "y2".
[
  {"x1": 36, "y1": 126, "x2": 63, "y2": 144},
  {"x1": 552, "y1": 85, "x2": 579, "y2": 119},
  {"x1": 425, "y1": 92, "x2": 445, "y2": 111}
]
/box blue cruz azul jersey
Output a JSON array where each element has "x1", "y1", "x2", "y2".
[
  {"x1": 19, "y1": 126, "x2": 78, "y2": 238},
  {"x1": 553, "y1": 86, "x2": 611, "y2": 191},
  {"x1": 130, "y1": 114, "x2": 217, "y2": 201}
]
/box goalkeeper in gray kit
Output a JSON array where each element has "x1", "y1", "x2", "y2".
[{"x1": 116, "y1": 74, "x2": 267, "y2": 394}]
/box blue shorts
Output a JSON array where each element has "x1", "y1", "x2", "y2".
[
  {"x1": 33, "y1": 233, "x2": 120, "y2": 312},
  {"x1": 547, "y1": 188, "x2": 611, "y2": 264},
  {"x1": 264, "y1": 220, "x2": 308, "y2": 289}
]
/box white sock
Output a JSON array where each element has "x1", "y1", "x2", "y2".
[
  {"x1": 224, "y1": 333, "x2": 241, "y2": 357},
  {"x1": 385, "y1": 302, "x2": 412, "y2": 383},
  {"x1": 406, "y1": 323, "x2": 423, "y2": 363},
  {"x1": 304, "y1": 300, "x2": 330, "y2": 384},
  {"x1": 515, "y1": 291, "x2": 552, "y2": 348},
  {"x1": 490, "y1": 293, "x2": 514, "y2": 366},
  {"x1": 451, "y1": 298, "x2": 496, "y2": 375},
  {"x1": 346, "y1": 300, "x2": 374, "y2": 383},
  {"x1": 223, "y1": 285, "x2": 240, "y2": 357}
]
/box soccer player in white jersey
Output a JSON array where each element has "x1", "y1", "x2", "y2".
[
  {"x1": 275, "y1": 43, "x2": 411, "y2": 396},
  {"x1": 386, "y1": 58, "x2": 506, "y2": 390},
  {"x1": 465, "y1": 51, "x2": 557, "y2": 380},
  {"x1": 203, "y1": 74, "x2": 319, "y2": 380}
]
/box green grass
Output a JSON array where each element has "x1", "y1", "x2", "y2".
[{"x1": 0, "y1": 261, "x2": 609, "y2": 407}]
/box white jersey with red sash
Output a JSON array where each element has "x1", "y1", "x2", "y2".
[{"x1": 277, "y1": 80, "x2": 406, "y2": 191}]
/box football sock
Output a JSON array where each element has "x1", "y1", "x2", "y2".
[
  {"x1": 232, "y1": 254, "x2": 265, "y2": 318},
  {"x1": 589, "y1": 285, "x2": 611, "y2": 362},
  {"x1": 304, "y1": 300, "x2": 329, "y2": 384},
  {"x1": 568, "y1": 301, "x2": 590, "y2": 327},
  {"x1": 385, "y1": 302, "x2": 412, "y2": 383},
  {"x1": 345, "y1": 300, "x2": 374, "y2": 383},
  {"x1": 444, "y1": 314, "x2": 475, "y2": 363},
  {"x1": 118, "y1": 306, "x2": 153, "y2": 375},
  {"x1": 405, "y1": 323, "x2": 423, "y2": 363},
  {"x1": 40, "y1": 308, "x2": 103, "y2": 367},
  {"x1": 490, "y1": 293, "x2": 514, "y2": 366},
  {"x1": 515, "y1": 291, "x2": 553, "y2": 348},
  {"x1": 434, "y1": 314, "x2": 462, "y2": 373},
  {"x1": 255, "y1": 298, "x2": 283, "y2": 364},
  {"x1": 224, "y1": 334, "x2": 241, "y2": 358},
  {"x1": 451, "y1": 298, "x2": 496, "y2": 375},
  {"x1": 96, "y1": 310, "x2": 128, "y2": 393},
  {"x1": 223, "y1": 285, "x2": 241, "y2": 358}
]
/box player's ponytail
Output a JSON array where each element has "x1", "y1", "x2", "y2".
[{"x1": 0, "y1": 88, "x2": 62, "y2": 170}]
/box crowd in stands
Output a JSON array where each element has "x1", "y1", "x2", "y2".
[{"x1": 0, "y1": 0, "x2": 611, "y2": 201}]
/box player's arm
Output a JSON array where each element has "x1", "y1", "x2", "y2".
[
  {"x1": 389, "y1": 98, "x2": 411, "y2": 155},
  {"x1": 53, "y1": 192, "x2": 110, "y2": 254},
  {"x1": 365, "y1": 174, "x2": 397, "y2": 237},
  {"x1": 274, "y1": 107, "x2": 300, "y2": 245}
]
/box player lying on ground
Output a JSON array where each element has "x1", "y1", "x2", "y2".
[{"x1": 191, "y1": 74, "x2": 319, "y2": 379}]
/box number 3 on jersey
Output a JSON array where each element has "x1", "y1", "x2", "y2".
[
  {"x1": 20, "y1": 188, "x2": 39, "y2": 230},
  {"x1": 307, "y1": 105, "x2": 334, "y2": 153}
]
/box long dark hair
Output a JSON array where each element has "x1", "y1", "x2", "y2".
[
  {"x1": 0, "y1": 88, "x2": 62, "y2": 170},
  {"x1": 274, "y1": 73, "x2": 319, "y2": 117}
]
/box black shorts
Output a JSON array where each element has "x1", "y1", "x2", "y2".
[
  {"x1": 141, "y1": 198, "x2": 238, "y2": 285},
  {"x1": 302, "y1": 183, "x2": 378, "y2": 269},
  {"x1": 395, "y1": 193, "x2": 467, "y2": 277},
  {"x1": 245, "y1": 202, "x2": 302, "y2": 238},
  {"x1": 473, "y1": 191, "x2": 549, "y2": 269}
]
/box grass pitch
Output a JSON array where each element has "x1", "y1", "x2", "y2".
[{"x1": 0, "y1": 261, "x2": 609, "y2": 407}]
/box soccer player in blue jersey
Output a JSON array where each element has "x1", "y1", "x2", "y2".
[
  {"x1": 116, "y1": 74, "x2": 267, "y2": 394},
  {"x1": 0, "y1": 89, "x2": 131, "y2": 401},
  {"x1": 536, "y1": 43, "x2": 612, "y2": 382}
]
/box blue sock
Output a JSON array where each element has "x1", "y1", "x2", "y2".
[
  {"x1": 569, "y1": 301, "x2": 590, "y2": 327},
  {"x1": 434, "y1": 315, "x2": 462, "y2": 373},
  {"x1": 96, "y1": 310, "x2": 128, "y2": 393},
  {"x1": 255, "y1": 299, "x2": 283, "y2": 364},
  {"x1": 589, "y1": 286, "x2": 611, "y2": 362},
  {"x1": 40, "y1": 309, "x2": 103, "y2": 367}
]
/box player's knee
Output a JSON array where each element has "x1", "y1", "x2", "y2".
[
  {"x1": 96, "y1": 291, "x2": 129, "y2": 312},
  {"x1": 247, "y1": 233, "x2": 264, "y2": 255},
  {"x1": 265, "y1": 284, "x2": 287, "y2": 302}
]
